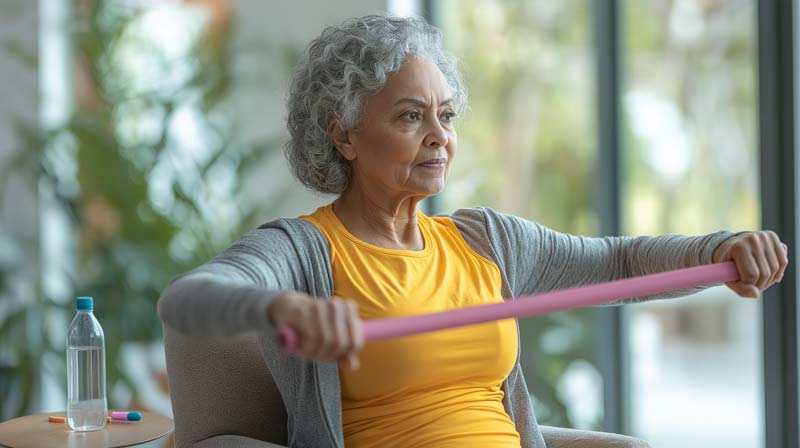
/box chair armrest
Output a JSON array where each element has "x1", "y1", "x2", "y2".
[
  {"x1": 539, "y1": 425, "x2": 650, "y2": 448},
  {"x1": 193, "y1": 435, "x2": 288, "y2": 448}
]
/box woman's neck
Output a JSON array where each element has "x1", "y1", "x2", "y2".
[{"x1": 332, "y1": 183, "x2": 426, "y2": 251}]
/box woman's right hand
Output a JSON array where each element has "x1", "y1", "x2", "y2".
[{"x1": 268, "y1": 291, "x2": 364, "y2": 370}]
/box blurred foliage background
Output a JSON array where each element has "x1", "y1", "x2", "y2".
[{"x1": 0, "y1": 0, "x2": 292, "y2": 419}]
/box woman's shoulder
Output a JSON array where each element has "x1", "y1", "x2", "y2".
[
  {"x1": 254, "y1": 216, "x2": 327, "y2": 243},
  {"x1": 435, "y1": 205, "x2": 489, "y2": 221},
  {"x1": 215, "y1": 216, "x2": 329, "y2": 260},
  {"x1": 437, "y1": 206, "x2": 523, "y2": 231},
  {"x1": 438, "y1": 207, "x2": 548, "y2": 253},
  {"x1": 254, "y1": 203, "x2": 330, "y2": 236}
]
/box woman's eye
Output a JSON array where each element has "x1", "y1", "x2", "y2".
[
  {"x1": 404, "y1": 111, "x2": 421, "y2": 121},
  {"x1": 441, "y1": 112, "x2": 456, "y2": 123},
  {"x1": 402, "y1": 110, "x2": 455, "y2": 123}
]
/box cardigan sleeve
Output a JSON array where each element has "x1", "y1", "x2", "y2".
[
  {"x1": 157, "y1": 226, "x2": 310, "y2": 338},
  {"x1": 450, "y1": 207, "x2": 736, "y2": 304}
]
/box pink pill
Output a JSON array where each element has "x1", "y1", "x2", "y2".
[{"x1": 111, "y1": 411, "x2": 142, "y2": 421}]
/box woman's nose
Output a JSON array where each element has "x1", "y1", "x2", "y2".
[{"x1": 423, "y1": 121, "x2": 448, "y2": 148}]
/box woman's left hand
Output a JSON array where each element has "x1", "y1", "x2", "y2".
[{"x1": 712, "y1": 230, "x2": 789, "y2": 298}]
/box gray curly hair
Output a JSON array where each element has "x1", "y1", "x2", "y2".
[{"x1": 284, "y1": 14, "x2": 468, "y2": 194}]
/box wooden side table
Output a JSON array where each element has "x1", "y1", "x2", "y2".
[{"x1": 0, "y1": 411, "x2": 173, "y2": 448}]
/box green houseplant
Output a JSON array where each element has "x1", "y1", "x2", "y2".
[{"x1": 0, "y1": 0, "x2": 294, "y2": 419}]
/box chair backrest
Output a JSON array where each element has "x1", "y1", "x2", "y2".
[{"x1": 162, "y1": 325, "x2": 288, "y2": 448}]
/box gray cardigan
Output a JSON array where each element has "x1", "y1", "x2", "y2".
[{"x1": 158, "y1": 207, "x2": 734, "y2": 448}]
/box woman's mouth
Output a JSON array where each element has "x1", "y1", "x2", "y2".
[{"x1": 418, "y1": 158, "x2": 447, "y2": 168}]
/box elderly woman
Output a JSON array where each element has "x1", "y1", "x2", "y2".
[{"x1": 158, "y1": 14, "x2": 787, "y2": 448}]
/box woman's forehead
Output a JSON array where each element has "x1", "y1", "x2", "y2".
[{"x1": 377, "y1": 58, "x2": 453, "y2": 106}]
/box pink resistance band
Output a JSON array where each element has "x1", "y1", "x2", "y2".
[{"x1": 278, "y1": 250, "x2": 785, "y2": 354}]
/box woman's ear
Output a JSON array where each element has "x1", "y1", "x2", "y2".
[{"x1": 328, "y1": 120, "x2": 356, "y2": 161}]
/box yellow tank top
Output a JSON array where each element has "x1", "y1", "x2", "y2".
[{"x1": 299, "y1": 204, "x2": 521, "y2": 448}]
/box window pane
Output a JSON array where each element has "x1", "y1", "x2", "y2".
[
  {"x1": 438, "y1": 0, "x2": 603, "y2": 429},
  {"x1": 622, "y1": 1, "x2": 761, "y2": 447}
]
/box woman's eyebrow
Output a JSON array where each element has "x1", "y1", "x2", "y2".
[{"x1": 393, "y1": 97, "x2": 454, "y2": 108}]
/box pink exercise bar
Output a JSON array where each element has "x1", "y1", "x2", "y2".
[{"x1": 278, "y1": 253, "x2": 782, "y2": 354}]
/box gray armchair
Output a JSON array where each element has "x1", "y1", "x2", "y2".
[{"x1": 162, "y1": 325, "x2": 650, "y2": 448}]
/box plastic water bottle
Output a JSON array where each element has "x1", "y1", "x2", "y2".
[{"x1": 67, "y1": 296, "x2": 108, "y2": 431}]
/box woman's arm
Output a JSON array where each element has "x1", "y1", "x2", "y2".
[
  {"x1": 459, "y1": 207, "x2": 736, "y2": 303},
  {"x1": 157, "y1": 226, "x2": 310, "y2": 338}
]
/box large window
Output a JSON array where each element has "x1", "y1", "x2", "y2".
[
  {"x1": 622, "y1": 1, "x2": 761, "y2": 446},
  {"x1": 435, "y1": 0, "x2": 764, "y2": 442}
]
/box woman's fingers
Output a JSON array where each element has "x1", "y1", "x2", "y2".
[
  {"x1": 725, "y1": 280, "x2": 759, "y2": 299},
  {"x1": 283, "y1": 299, "x2": 314, "y2": 356},
  {"x1": 271, "y1": 292, "x2": 363, "y2": 364},
  {"x1": 330, "y1": 299, "x2": 352, "y2": 360},
  {"x1": 752, "y1": 234, "x2": 772, "y2": 291},
  {"x1": 341, "y1": 352, "x2": 360, "y2": 371},
  {"x1": 340, "y1": 299, "x2": 362, "y2": 370},
  {"x1": 302, "y1": 302, "x2": 325, "y2": 358},
  {"x1": 769, "y1": 231, "x2": 789, "y2": 283},
  {"x1": 318, "y1": 301, "x2": 345, "y2": 361},
  {"x1": 763, "y1": 233, "x2": 781, "y2": 287},
  {"x1": 732, "y1": 249, "x2": 760, "y2": 298},
  {"x1": 721, "y1": 231, "x2": 790, "y2": 299},
  {"x1": 296, "y1": 298, "x2": 362, "y2": 364}
]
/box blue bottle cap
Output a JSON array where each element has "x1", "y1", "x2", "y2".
[{"x1": 76, "y1": 296, "x2": 93, "y2": 311}]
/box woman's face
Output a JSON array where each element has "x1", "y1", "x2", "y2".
[{"x1": 334, "y1": 57, "x2": 458, "y2": 199}]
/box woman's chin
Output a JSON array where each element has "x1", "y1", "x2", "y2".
[
  {"x1": 415, "y1": 181, "x2": 446, "y2": 197},
  {"x1": 402, "y1": 173, "x2": 447, "y2": 197}
]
